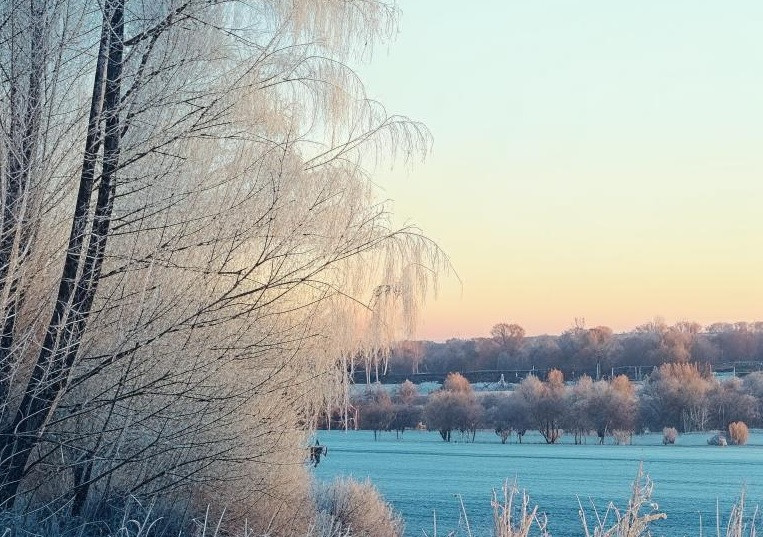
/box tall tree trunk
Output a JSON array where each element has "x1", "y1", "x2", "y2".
[
  {"x1": 0, "y1": 0, "x2": 124, "y2": 506},
  {"x1": 71, "y1": 451, "x2": 94, "y2": 517},
  {"x1": 0, "y1": 0, "x2": 45, "y2": 400}
]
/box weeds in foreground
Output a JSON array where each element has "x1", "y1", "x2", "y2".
[
  {"x1": 0, "y1": 472, "x2": 759, "y2": 536},
  {"x1": 491, "y1": 481, "x2": 549, "y2": 537},
  {"x1": 708, "y1": 489, "x2": 758, "y2": 537},
  {"x1": 578, "y1": 465, "x2": 666, "y2": 537},
  {"x1": 424, "y1": 464, "x2": 757, "y2": 537},
  {"x1": 423, "y1": 481, "x2": 548, "y2": 537}
]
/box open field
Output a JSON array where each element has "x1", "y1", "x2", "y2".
[{"x1": 314, "y1": 430, "x2": 763, "y2": 536}]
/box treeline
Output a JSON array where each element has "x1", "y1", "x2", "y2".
[
  {"x1": 350, "y1": 365, "x2": 763, "y2": 444},
  {"x1": 386, "y1": 320, "x2": 763, "y2": 375}
]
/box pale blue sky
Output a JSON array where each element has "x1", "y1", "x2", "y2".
[{"x1": 357, "y1": 1, "x2": 763, "y2": 340}]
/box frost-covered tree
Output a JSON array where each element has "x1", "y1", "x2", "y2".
[
  {"x1": 518, "y1": 370, "x2": 566, "y2": 444},
  {"x1": 395, "y1": 379, "x2": 419, "y2": 405},
  {"x1": 0, "y1": 0, "x2": 445, "y2": 529},
  {"x1": 425, "y1": 386, "x2": 481, "y2": 442},
  {"x1": 639, "y1": 363, "x2": 712, "y2": 432}
]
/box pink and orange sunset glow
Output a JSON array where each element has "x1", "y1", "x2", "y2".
[{"x1": 360, "y1": 1, "x2": 763, "y2": 340}]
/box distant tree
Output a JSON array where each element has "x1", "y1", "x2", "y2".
[
  {"x1": 586, "y1": 326, "x2": 620, "y2": 370},
  {"x1": 456, "y1": 396, "x2": 483, "y2": 441},
  {"x1": 424, "y1": 377, "x2": 481, "y2": 442},
  {"x1": 609, "y1": 375, "x2": 637, "y2": 439},
  {"x1": 483, "y1": 391, "x2": 533, "y2": 443},
  {"x1": 490, "y1": 322, "x2": 526, "y2": 355},
  {"x1": 395, "y1": 380, "x2": 419, "y2": 405},
  {"x1": 708, "y1": 322, "x2": 757, "y2": 362},
  {"x1": 587, "y1": 381, "x2": 613, "y2": 443},
  {"x1": 660, "y1": 325, "x2": 695, "y2": 363},
  {"x1": 389, "y1": 381, "x2": 422, "y2": 437},
  {"x1": 525, "y1": 335, "x2": 563, "y2": 370},
  {"x1": 506, "y1": 392, "x2": 532, "y2": 443},
  {"x1": 389, "y1": 404, "x2": 422, "y2": 438},
  {"x1": 690, "y1": 334, "x2": 721, "y2": 365},
  {"x1": 392, "y1": 340, "x2": 426, "y2": 374},
  {"x1": 743, "y1": 372, "x2": 763, "y2": 426},
  {"x1": 519, "y1": 370, "x2": 566, "y2": 444},
  {"x1": 636, "y1": 317, "x2": 669, "y2": 335},
  {"x1": 621, "y1": 330, "x2": 662, "y2": 368},
  {"x1": 581, "y1": 375, "x2": 636, "y2": 444},
  {"x1": 559, "y1": 324, "x2": 620, "y2": 373},
  {"x1": 359, "y1": 386, "x2": 394, "y2": 440},
  {"x1": 424, "y1": 392, "x2": 456, "y2": 441},
  {"x1": 443, "y1": 372, "x2": 473, "y2": 394},
  {"x1": 484, "y1": 394, "x2": 514, "y2": 443},
  {"x1": 431, "y1": 339, "x2": 479, "y2": 373},
  {"x1": 640, "y1": 363, "x2": 713, "y2": 432},
  {"x1": 707, "y1": 378, "x2": 758, "y2": 429},
  {"x1": 565, "y1": 375, "x2": 594, "y2": 444}
]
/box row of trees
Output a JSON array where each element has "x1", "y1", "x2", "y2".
[
  {"x1": 387, "y1": 320, "x2": 763, "y2": 375},
  {"x1": 352, "y1": 366, "x2": 763, "y2": 444}
]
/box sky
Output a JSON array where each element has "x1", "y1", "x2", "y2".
[{"x1": 356, "y1": 1, "x2": 763, "y2": 341}]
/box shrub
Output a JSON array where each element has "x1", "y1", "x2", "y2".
[
  {"x1": 612, "y1": 430, "x2": 631, "y2": 445},
  {"x1": 728, "y1": 421, "x2": 750, "y2": 445},
  {"x1": 443, "y1": 372, "x2": 473, "y2": 393},
  {"x1": 395, "y1": 380, "x2": 419, "y2": 405},
  {"x1": 662, "y1": 427, "x2": 678, "y2": 445},
  {"x1": 316, "y1": 477, "x2": 404, "y2": 537}
]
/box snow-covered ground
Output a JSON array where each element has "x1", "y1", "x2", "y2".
[{"x1": 313, "y1": 429, "x2": 763, "y2": 536}]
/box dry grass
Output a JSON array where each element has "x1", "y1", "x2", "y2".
[
  {"x1": 491, "y1": 481, "x2": 549, "y2": 537},
  {"x1": 423, "y1": 481, "x2": 548, "y2": 537},
  {"x1": 579, "y1": 465, "x2": 666, "y2": 537}
]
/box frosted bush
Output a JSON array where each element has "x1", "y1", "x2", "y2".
[
  {"x1": 662, "y1": 427, "x2": 678, "y2": 445},
  {"x1": 612, "y1": 430, "x2": 631, "y2": 445},
  {"x1": 316, "y1": 477, "x2": 404, "y2": 537},
  {"x1": 728, "y1": 421, "x2": 750, "y2": 445}
]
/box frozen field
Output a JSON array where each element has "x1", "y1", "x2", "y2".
[{"x1": 313, "y1": 429, "x2": 763, "y2": 536}]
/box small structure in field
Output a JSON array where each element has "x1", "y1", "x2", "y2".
[
  {"x1": 707, "y1": 433, "x2": 728, "y2": 446},
  {"x1": 309, "y1": 440, "x2": 328, "y2": 466}
]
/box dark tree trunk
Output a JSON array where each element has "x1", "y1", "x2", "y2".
[
  {"x1": 71, "y1": 453, "x2": 95, "y2": 517},
  {"x1": 0, "y1": 0, "x2": 45, "y2": 399},
  {"x1": 0, "y1": 0, "x2": 124, "y2": 506}
]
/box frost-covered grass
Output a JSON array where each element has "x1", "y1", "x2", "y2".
[
  {"x1": 0, "y1": 478, "x2": 402, "y2": 537},
  {"x1": 315, "y1": 429, "x2": 763, "y2": 535},
  {"x1": 0, "y1": 474, "x2": 757, "y2": 537},
  {"x1": 430, "y1": 468, "x2": 756, "y2": 537}
]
